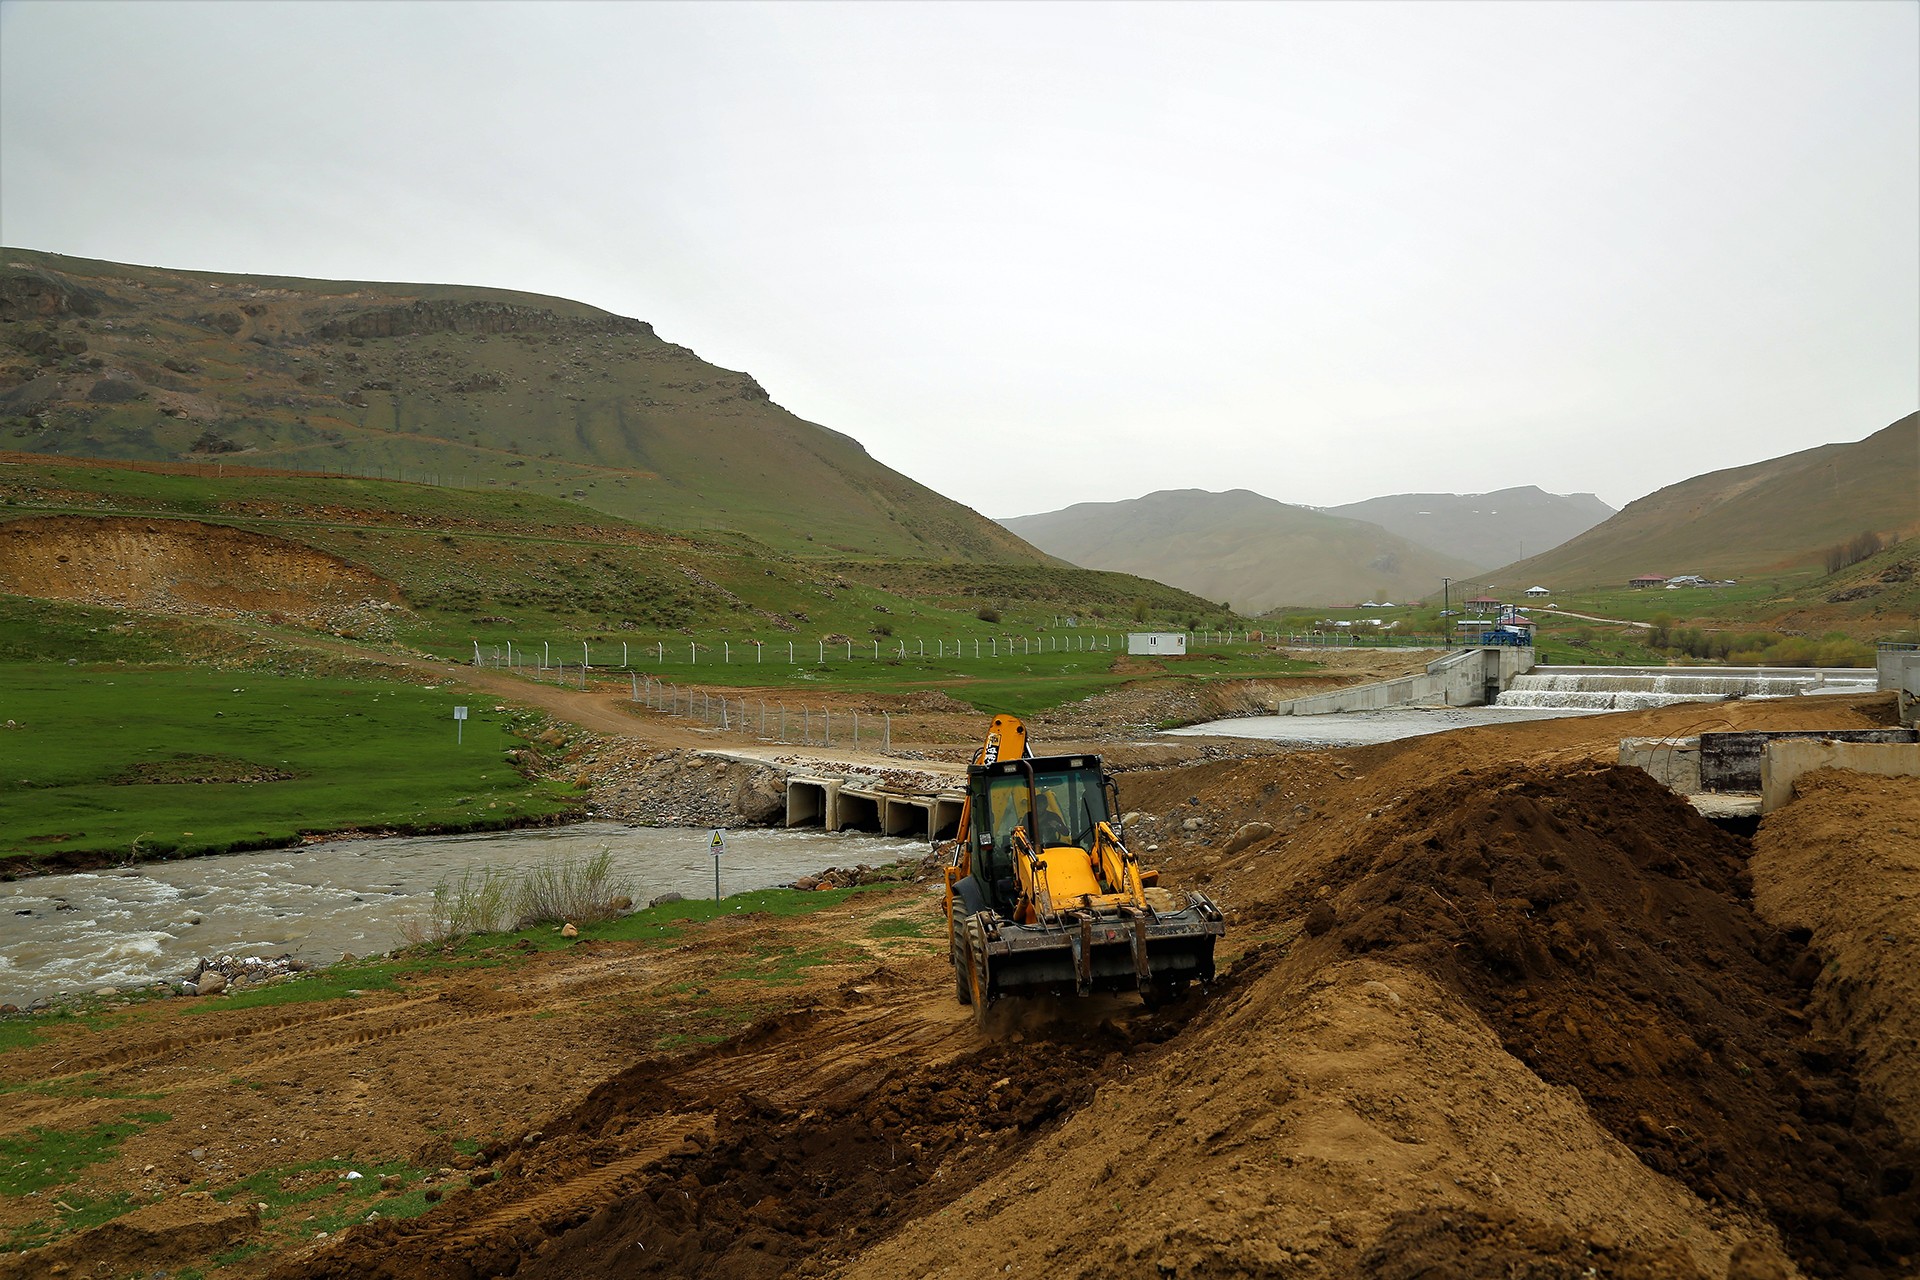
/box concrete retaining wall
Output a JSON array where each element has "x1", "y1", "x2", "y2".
[
  {"x1": 1619, "y1": 737, "x2": 1702, "y2": 794},
  {"x1": 1761, "y1": 740, "x2": 1920, "y2": 812},
  {"x1": 1266, "y1": 647, "x2": 1534, "y2": 716},
  {"x1": 1879, "y1": 647, "x2": 1920, "y2": 726}
]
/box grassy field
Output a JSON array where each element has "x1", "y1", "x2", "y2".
[{"x1": 0, "y1": 664, "x2": 578, "y2": 864}]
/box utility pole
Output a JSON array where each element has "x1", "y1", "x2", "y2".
[{"x1": 1442, "y1": 578, "x2": 1451, "y2": 648}]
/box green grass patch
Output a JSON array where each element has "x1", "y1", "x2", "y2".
[
  {"x1": 0, "y1": 665, "x2": 579, "y2": 861},
  {"x1": 652, "y1": 1031, "x2": 729, "y2": 1052},
  {"x1": 181, "y1": 957, "x2": 438, "y2": 1015},
  {"x1": 866, "y1": 916, "x2": 936, "y2": 939},
  {"x1": 0, "y1": 1111, "x2": 170, "y2": 1196},
  {"x1": 0, "y1": 594, "x2": 178, "y2": 663}
]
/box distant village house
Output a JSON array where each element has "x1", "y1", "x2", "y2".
[
  {"x1": 1628, "y1": 574, "x2": 1665, "y2": 589},
  {"x1": 1524, "y1": 585, "x2": 1550, "y2": 597}
]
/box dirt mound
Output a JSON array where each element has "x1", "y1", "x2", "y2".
[
  {"x1": 1298, "y1": 764, "x2": 1918, "y2": 1277},
  {"x1": 0, "y1": 514, "x2": 403, "y2": 632},
  {"x1": 277, "y1": 990, "x2": 1196, "y2": 1280},
  {"x1": 1750, "y1": 769, "x2": 1920, "y2": 1142}
]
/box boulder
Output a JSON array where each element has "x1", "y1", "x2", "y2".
[
  {"x1": 194, "y1": 970, "x2": 227, "y2": 996},
  {"x1": 1223, "y1": 822, "x2": 1275, "y2": 856}
]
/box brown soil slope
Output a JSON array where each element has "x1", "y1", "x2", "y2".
[{"x1": 0, "y1": 514, "x2": 400, "y2": 629}]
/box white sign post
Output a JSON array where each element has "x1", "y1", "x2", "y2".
[
  {"x1": 709, "y1": 829, "x2": 727, "y2": 901},
  {"x1": 453, "y1": 705, "x2": 468, "y2": 744}
]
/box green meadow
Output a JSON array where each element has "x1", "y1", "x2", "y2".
[{"x1": 0, "y1": 663, "x2": 576, "y2": 864}]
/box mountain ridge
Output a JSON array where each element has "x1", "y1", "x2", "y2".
[
  {"x1": 1001, "y1": 488, "x2": 1478, "y2": 611},
  {"x1": 0, "y1": 248, "x2": 1033, "y2": 563}
]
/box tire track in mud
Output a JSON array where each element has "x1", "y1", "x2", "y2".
[
  {"x1": 0, "y1": 997, "x2": 445, "y2": 1102},
  {"x1": 437, "y1": 1114, "x2": 714, "y2": 1252}
]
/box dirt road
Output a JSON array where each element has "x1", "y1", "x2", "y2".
[{"x1": 5, "y1": 691, "x2": 1915, "y2": 1280}]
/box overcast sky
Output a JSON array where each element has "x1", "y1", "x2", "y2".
[{"x1": 2, "y1": 1, "x2": 1914, "y2": 517}]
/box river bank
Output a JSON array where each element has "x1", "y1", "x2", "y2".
[{"x1": 0, "y1": 822, "x2": 928, "y2": 1010}]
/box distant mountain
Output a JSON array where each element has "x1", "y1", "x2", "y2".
[
  {"x1": 1326, "y1": 486, "x2": 1613, "y2": 571},
  {"x1": 1001, "y1": 489, "x2": 1477, "y2": 612},
  {"x1": 1488, "y1": 414, "x2": 1920, "y2": 588},
  {"x1": 0, "y1": 248, "x2": 1040, "y2": 563}
]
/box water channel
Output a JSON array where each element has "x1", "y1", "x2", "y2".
[{"x1": 0, "y1": 823, "x2": 921, "y2": 1008}]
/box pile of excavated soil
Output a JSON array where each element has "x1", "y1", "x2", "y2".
[
  {"x1": 1749, "y1": 769, "x2": 1920, "y2": 1141},
  {"x1": 0, "y1": 514, "x2": 403, "y2": 632}
]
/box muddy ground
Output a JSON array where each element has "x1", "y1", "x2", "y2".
[{"x1": 2, "y1": 690, "x2": 1914, "y2": 1280}]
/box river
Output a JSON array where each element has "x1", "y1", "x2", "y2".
[{"x1": 0, "y1": 823, "x2": 921, "y2": 1008}]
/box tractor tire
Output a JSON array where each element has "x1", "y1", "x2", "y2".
[{"x1": 965, "y1": 914, "x2": 993, "y2": 1029}]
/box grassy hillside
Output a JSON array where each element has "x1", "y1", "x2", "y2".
[
  {"x1": 1002, "y1": 488, "x2": 1478, "y2": 611},
  {"x1": 0, "y1": 454, "x2": 1230, "y2": 662},
  {"x1": 0, "y1": 248, "x2": 1037, "y2": 562},
  {"x1": 1489, "y1": 414, "x2": 1919, "y2": 590},
  {"x1": 1326, "y1": 486, "x2": 1614, "y2": 571}
]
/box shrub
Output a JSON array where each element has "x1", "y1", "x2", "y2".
[
  {"x1": 514, "y1": 850, "x2": 631, "y2": 928},
  {"x1": 975, "y1": 605, "x2": 1001, "y2": 624},
  {"x1": 402, "y1": 851, "x2": 634, "y2": 945}
]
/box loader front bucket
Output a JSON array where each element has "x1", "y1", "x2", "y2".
[{"x1": 964, "y1": 895, "x2": 1224, "y2": 1012}]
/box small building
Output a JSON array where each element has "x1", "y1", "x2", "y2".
[
  {"x1": 1465, "y1": 595, "x2": 1501, "y2": 609},
  {"x1": 1524, "y1": 585, "x2": 1550, "y2": 598},
  {"x1": 1127, "y1": 631, "x2": 1187, "y2": 656},
  {"x1": 1629, "y1": 574, "x2": 1665, "y2": 589}
]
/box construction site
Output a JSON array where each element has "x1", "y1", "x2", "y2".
[{"x1": 2, "y1": 646, "x2": 1915, "y2": 1280}]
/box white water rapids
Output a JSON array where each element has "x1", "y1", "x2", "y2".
[
  {"x1": 1494, "y1": 667, "x2": 1877, "y2": 711},
  {"x1": 0, "y1": 823, "x2": 921, "y2": 1008}
]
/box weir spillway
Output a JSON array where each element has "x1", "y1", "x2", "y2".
[{"x1": 1496, "y1": 665, "x2": 1879, "y2": 711}]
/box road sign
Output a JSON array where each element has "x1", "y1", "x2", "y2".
[
  {"x1": 453, "y1": 705, "x2": 468, "y2": 744},
  {"x1": 709, "y1": 829, "x2": 726, "y2": 901}
]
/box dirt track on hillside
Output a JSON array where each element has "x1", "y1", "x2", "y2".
[{"x1": 6, "y1": 691, "x2": 1915, "y2": 1280}]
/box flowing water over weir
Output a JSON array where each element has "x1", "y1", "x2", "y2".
[
  {"x1": 0, "y1": 824, "x2": 918, "y2": 1008},
  {"x1": 1495, "y1": 665, "x2": 1878, "y2": 711}
]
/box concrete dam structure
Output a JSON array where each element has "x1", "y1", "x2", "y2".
[{"x1": 1497, "y1": 666, "x2": 1878, "y2": 711}]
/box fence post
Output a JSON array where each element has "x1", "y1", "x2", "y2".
[
  {"x1": 852, "y1": 710, "x2": 859, "y2": 744},
  {"x1": 883, "y1": 711, "x2": 891, "y2": 753}
]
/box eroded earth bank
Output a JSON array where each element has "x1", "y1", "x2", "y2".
[{"x1": 2, "y1": 693, "x2": 1914, "y2": 1280}]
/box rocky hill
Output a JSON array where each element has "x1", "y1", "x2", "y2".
[
  {"x1": 1489, "y1": 413, "x2": 1920, "y2": 588},
  {"x1": 1327, "y1": 485, "x2": 1614, "y2": 570},
  {"x1": 1001, "y1": 489, "x2": 1477, "y2": 611},
  {"x1": 0, "y1": 248, "x2": 1041, "y2": 563}
]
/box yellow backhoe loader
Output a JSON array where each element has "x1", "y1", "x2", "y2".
[{"x1": 943, "y1": 715, "x2": 1224, "y2": 1026}]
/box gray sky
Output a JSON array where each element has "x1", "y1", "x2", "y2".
[{"x1": 2, "y1": 1, "x2": 1914, "y2": 517}]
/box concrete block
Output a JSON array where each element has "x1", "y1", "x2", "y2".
[
  {"x1": 1761, "y1": 740, "x2": 1920, "y2": 813},
  {"x1": 1619, "y1": 737, "x2": 1701, "y2": 794}
]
